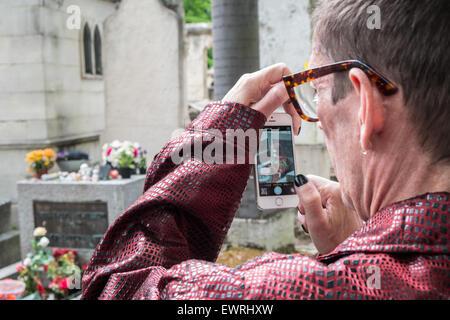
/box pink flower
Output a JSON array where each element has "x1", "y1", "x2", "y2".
[
  {"x1": 106, "y1": 147, "x2": 113, "y2": 156},
  {"x1": 133, "y1": 148, "x2": 138, "y2": 157},
  {"x1": 49, "y1": 279, "x2": 57, "y2": 289},
  {"x1": 16, "y1": 264, "x2": 23, "y2": 273}
]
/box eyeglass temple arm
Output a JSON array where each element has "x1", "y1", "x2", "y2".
[{"x1": 284, "y1": 60, "x2": 398, "y2": 95}]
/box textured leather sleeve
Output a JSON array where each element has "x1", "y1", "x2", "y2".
[{"x1": 81, "y1": 102, "x2": 267, "y2": 299}]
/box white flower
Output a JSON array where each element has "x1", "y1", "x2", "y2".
[
  {"x1": 111, "y1": 140, "x2": 121, "y2": 148},
  {"x1": 122, "y1": 141, "x2": 133, "y2": 151},
  {"x1": 111, "y1": 158, "x2": 119, "y2": 168},
  {"x1": 33, "y1": 227, "x2": 47, "y2": 237},
  {"x1": 38, "y1": 236, "x2": 50, "y2": 248},
  {"x1": 23, "y1": 257, "x2": 31, "y2": 267}
]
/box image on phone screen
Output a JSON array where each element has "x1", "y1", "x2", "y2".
[{"x1": 256, "y1": 126, "x2": 296, "y2": 197}]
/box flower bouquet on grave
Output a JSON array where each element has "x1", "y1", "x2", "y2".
[
  {"x1": 46, "y1": 248, "x2": 84, "y2": 299},
  {"x1": 25, "y1": 149, "x2": 56, "y2": 179},
  {"x1": 15, "y1": 227, "x2": 85, "y2": 300},
  {"x1": 102, "y1": 140, "x2": 146, "y2": 178},
  {"x1": 16, "y1": 227, "x2": 54, "y2": 298}
]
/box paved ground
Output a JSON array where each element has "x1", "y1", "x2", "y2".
[{"x1": 217, "y1": 235, "x2": 317, "y2": 268}]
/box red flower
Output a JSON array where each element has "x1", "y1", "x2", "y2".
[
  {"x1": 43, "y1": 264, "x2": 48, "y2": 272},
  {"x1": 53, "y1": 248, "x2": 76, "y2": 259},
  {"x1": 106, "y1": 147, "x2": 113, "y2": 156},
  {"x1": 52, "y1": 248, "x2": 60, "y2": 257},
  {"x1": 58, "y1": 278, "x2": 69, "y2": 291},
  {"x1": 49, "y1": 276, "x2": 62, "y2": 289},
  {"x1": 37, "y1": 282, "x2": 45, "y2": 295},
  {"x1": 133, "y1": 148, "x2": 138, "y2": 157}
]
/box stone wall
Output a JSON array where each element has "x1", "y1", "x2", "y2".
[
  {"x1": 101, "y1": 0, "x2": 185, "y2": 160},
  {"x1": 259, "y1": 0, "x2": 331, "y2": 178},
  {"x1": 185, "y1": 23, "x2": 212, "y2": 104}
]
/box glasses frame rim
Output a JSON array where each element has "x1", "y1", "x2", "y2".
[{"x1": 282, "y1": 59, "x2": 399, "y2": 122}]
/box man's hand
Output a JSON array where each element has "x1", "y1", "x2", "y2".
[
  {"x1": 222, "y1": 63, "x2": 301, "y2": 135},
  {"x1": 295, "y1": 174, "x2": 364, "y2": 255}
]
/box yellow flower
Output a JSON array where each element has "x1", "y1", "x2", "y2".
[
  {"x1": 35, "y1": 150, "x2": 44, "y2": 162},
  {"x1": 26, "y1": 149, "x2": 56, "y2": 165},
  {"x1": 26, "y1": 151, "x2": 37, "y2": 163},
  {"x1": 43, "y1": 148, "x2": 56, "y2": 158}
]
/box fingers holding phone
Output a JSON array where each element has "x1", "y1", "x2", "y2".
[
  {"x1": 222, "y1": 63, "x2": 302, "y2": 136},
  {"x1": 294, "y1": 174, "x2": 364, "y2": 255}
]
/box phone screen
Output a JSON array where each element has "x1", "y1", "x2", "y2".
[{"x1": 256, "y1": 125, "x2": 296, "y2": 197}]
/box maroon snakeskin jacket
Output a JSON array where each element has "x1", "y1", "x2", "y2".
[{"x1": 81, "y1": 101, "x2": 450, "y2": 300}]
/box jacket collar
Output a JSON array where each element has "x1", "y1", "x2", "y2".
[{"x1": 318, "y1": 192, "x2": 450, "y2": 262}]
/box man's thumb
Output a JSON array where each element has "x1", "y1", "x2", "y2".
[{"x1": 295, "y1": 175, "x2": 327, "y2": 229}]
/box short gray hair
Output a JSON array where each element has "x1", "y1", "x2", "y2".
[{"x1": 313, "y1": 0, "x2": 450, "y2": 164}]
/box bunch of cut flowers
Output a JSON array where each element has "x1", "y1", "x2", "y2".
[{"x1": 15, "y1": 227, "x2": 86, "y2": 299}]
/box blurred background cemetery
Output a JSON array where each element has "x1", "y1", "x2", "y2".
[{"x1": 0, "y1": 0, "x2": 330, "y2": 298}]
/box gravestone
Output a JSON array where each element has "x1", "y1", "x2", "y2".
[
  {"x1": 0, "y1": 201, "x2": 11, "y2": 234},
  {"x1": 0, "y1": 201, "x2": 21, "y2": 268},
  {"x1": 226, "y1": 175, "x2": 297, "y2": 251},
  {"x1": 17, "y1": 176, "x2": 145, "y2": 264},
  {"x1": 33, "y1": 201, "x2": 108, "y2": 249}
]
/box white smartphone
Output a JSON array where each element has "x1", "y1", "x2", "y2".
[{"x1": 254, "y1": 112, "x2": 299, "y2": 210}]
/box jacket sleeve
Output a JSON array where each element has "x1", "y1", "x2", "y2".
[{"x1": 81, "y1": 101, "x2": 267, "y2": 299}]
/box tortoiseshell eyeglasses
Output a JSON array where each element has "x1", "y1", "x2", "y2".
[{"x1": 282, "y1": 60, "x2": 399, "y2": 122}]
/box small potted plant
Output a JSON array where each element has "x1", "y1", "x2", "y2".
[
  {"x1": 102, "y1": 140, "x2": 144, "y2": 179},
  {"x1": 25, "y1": 148, "x2": 56, "y2": 179},
  {"x1": 56, "y1": 151, "x2": 89, "y2": 172}
]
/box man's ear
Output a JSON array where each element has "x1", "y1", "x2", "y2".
[{"x1": 348, "y1": 68, "x2": 385, "y2": 152}]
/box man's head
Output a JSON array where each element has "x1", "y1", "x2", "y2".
[{"x1": 309, "y1": 0, "x2": 450, "y2": 216}]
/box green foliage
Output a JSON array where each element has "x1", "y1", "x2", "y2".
[
  {"x1": 118, "y1": 150, "x2": 136, "y2": 169},
  {"x1": 207, "y1": 47, "x2": 213, "y2": 69},
  {"x1": 138, "y1": 156, "x2": 147, "y2": 169},
  {"x1": 183, "y1": 0, "x2": 213, "y2": 68},
  {"x1": 183, "y1": 0, "x2": 211, "y2": 23}
]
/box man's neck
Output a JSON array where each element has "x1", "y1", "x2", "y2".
[{"x1": 362, "y1": 144, "x2": 450, "y2": 219}]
